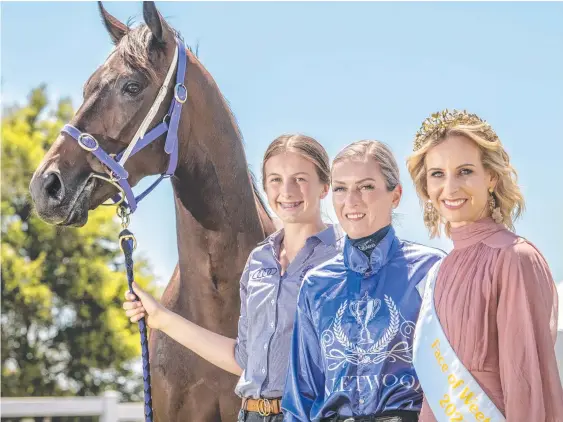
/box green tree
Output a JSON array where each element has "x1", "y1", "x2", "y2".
[{"x1": 1, "y1": 85, "x2": 155, "y2": 401}]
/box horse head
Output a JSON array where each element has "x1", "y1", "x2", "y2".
[{"x1": 30, "y1": 1, "x2": 189, "y2": 226}]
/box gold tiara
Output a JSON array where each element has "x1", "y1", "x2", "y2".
[{"x1": 413, "y1": 109, "x2": 499, "y2": 151}]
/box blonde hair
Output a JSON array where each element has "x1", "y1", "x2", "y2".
[
  {"x1": 407, "y1": 121, "x2": 525, "y2": 238},
  {"x1": 332, "y1": 140, "x2": 401, "y2": 191},
  {"x1": 262, "y1": 134, "x2": 330, "y2": 188}
]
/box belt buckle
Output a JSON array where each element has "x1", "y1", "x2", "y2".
[{"x1": 258, "y1": 398, "x2": 272, "y2": 416}]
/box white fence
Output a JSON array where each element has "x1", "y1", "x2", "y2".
[{"x1": 0, "y1": 391, "x2": 143, "y2": 422}]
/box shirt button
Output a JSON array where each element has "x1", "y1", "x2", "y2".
[
  {"x1": 359, "y1": 399, "x2": 365, "y2": 404},
  {"x1": 263, "y1": 343, "x2": 268, "y2": 350},
  {"x1": 262, "y1": 368, "x2": 266, "y2": 374},
  {"x1": 270, "y1": 322, "x2": 275, "y2": 328},
  {"x1": 270, "y1": 299, "x2": 275, "y2": 305}
]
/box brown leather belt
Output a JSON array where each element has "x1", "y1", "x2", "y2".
[{"x1": 242, "y1": 398, "x2": 282, "y2": 416}]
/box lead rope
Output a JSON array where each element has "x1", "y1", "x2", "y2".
[{"x1": 118, "y1": 206, "x2": 153, "y2": 422}]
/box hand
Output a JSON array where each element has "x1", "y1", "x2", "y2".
[{"x1": 123, "y1": 282, "x2": 166, "y2": 330}]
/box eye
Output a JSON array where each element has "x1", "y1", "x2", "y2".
[
  {"x1": 296, "y1": 177, "x2": 307, "y2": 182},
  {"x1": 332, "y1": 186, "x2": 346, "y2": 192},
  {"x1": 123, "y1": 81, "x2": 142, "y2": 96},
  {"x1": 459, "y1": 168, "x2": 474, "y2": 176},
  {"x1": 359, "y1": 184, "x2": 375, "y2": 191},
  {"x1": 430, "y1": 171, "x2": 444, "y2": 178},
  {"x1": 269, "y1": 177, "x2": 281, "y2": 183}
]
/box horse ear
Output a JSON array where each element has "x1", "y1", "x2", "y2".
[
  {"x1": 98, "y1": 2, "x2": 127, "y2": 45},
  {"x1": 143, "y1": 1, "x2": 167, "y2": 45}
]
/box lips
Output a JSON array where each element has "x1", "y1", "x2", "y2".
[
  {"x1": 279, "y1": 201, "x2": 303, "y2": 210},
  {"x1": 62, "y1": 203, "x2": 87, "y2": 226},
  {"x1": 345, "y1": 212, "x2": 366, "y2": 221},
  {"x1": 442, "y1": 198, "x2": 467, "y2": 210},
  {"x1": 61, "y1": 177, "x2": 96, "y2": 226}
]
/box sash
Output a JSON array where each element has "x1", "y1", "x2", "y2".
[{"x1": 413, "y1": 261, "x2": 505, "y2": 422}]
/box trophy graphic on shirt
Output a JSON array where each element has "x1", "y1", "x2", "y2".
[{"x1": 349, "y1": 291, "x2": 381, "y2": 345}]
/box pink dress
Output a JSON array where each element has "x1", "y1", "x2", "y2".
[{"x1": 419, "y1": 217, "x2": 563, "y2": 422}]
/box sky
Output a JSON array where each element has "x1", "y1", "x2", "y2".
[{"x1": 2, "y1": 1, "x2": 562, "y2": 292}]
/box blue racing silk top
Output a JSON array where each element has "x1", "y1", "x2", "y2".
[
  {"x1": 282, "y1": 227, "x2": 446, "y2": 421},
  {"x1": 234, "y1": 224, "x2": 344, "y2": 399}
]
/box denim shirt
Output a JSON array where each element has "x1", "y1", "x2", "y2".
[
  {"x1": 234, "y1": 224, "x2": 344, "y2": 399},
  {"x1": 282, "y1": 227, "x2": 446, "y2": 421}
]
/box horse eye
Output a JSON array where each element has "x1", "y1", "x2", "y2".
[{"x1": 123, "y1": 82, "x2": 141, "y2": 96}]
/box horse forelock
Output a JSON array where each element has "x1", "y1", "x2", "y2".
[
  {"x1": 115, "y1": 25, "x2": 161, "y2": 81},
  {"x1": 113, "y1": 20, "x2": 193, "y2": 83}
]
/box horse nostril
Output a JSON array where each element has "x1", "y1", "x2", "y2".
[{"x1": 44, "y1": 172, "x2": 64, "y2": 202}]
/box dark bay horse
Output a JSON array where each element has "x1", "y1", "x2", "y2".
[{"x1": 29, "y1": 2, "x2": 275, "y2": 421}]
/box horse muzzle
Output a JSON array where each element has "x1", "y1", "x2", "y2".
[{"x1": 30, "y1": 170, "x2": 95, "y2": 227}]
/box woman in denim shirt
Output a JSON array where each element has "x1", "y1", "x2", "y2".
[{"x1": 123, "y1": 134, "x2": 343, "y2": 421}]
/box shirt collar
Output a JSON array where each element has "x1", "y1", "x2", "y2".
[
  {"x1": 450, "y1": 217, "x2": 506, "y2": 250},
  {"x1": 315, "y1": 224, "x2": 344, "y2": 246},
  {"x1": 343, "y1": 225, "x2": 399, "y2": 274},
  {"x1": 258, "y1": 224, "x2": 344, "y2": 248}
]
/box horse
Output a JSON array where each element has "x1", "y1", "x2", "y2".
[{"x1": 29, "y1": 2, "x2": 275, "y2": 421}]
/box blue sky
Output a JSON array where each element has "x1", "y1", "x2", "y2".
[{"x1": 2, "y1": 1, "x2": 562, "y2": 286}]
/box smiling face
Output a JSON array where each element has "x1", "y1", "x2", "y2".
[
  {"x1": 425, "y1": 135, "x2": 496, "y2": 228},
  {"x1": 331, "y1": 158, "x2": 401, "y2": 239},
  {"x1": 263, "y1": 151, "x2": 329, "y2": 225}
]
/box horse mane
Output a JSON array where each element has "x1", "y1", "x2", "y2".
[
  {"x1": 249, "y1": 170, "x2": 271, "y2": 220},
  {"x1": 116, "y1": 20, "x2": 272, "y2": 222},
  {"x1": 221, "y1": 95, "x2": 272, "y2": 222}
]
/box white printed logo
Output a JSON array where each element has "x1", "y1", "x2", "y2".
[{"x1": 321, "y1": 293, "x2": 415, "y2": 370}]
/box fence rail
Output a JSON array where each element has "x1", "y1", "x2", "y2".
[{"x1": 0, "y1": 391, "x2": 143, "y2": 422}]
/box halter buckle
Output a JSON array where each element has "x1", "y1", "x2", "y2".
[
  {"x1": 78, "y1": 133, "x2": 99, "y2": 152},
  {"x1": 174, "y1": 83, "x2": 187, "y2": 104},
  {"x1": 119, "y1": 233, "x2": 137, "y2": 253}
]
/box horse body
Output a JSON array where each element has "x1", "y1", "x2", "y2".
[
  {"x1": 149, "y1": 53, "x2": 275, "y2": 421},
  {"x1": 29, "y1": 2, "x2": 274, "y2": 420}
]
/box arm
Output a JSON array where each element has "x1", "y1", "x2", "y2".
[
  {"x1": 124, "y1": 257, "x2": 253, "y2": 376},
  {"x1": 282, "y1": 285, "x2": 326, "y2": 422},
  {"x1": 158, "y1": 308, "x2": 242, "y2": 375},
  {"x1": 496, "y1": 242, "x2": 563, "y2": 421}
]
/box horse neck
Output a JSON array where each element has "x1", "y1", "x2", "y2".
[{"x1": 162, "y1": 52, "x2": 274, "y2": 323}]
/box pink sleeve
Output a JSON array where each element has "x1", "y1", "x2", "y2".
[{"x1": 496, "y1": 241, "x2": 563, "y2": 421}]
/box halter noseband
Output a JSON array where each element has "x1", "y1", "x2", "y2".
[{"x1": 61, "y1": 37, "x2": 188, "y2": 213}]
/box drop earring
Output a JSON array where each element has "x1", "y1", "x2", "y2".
[
  {"x1": 423, "y1": 200, "x2": 438, "y2": 230},
  {"x1": 488, "y1": 188, "x2": 503, "y2": 224}
]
